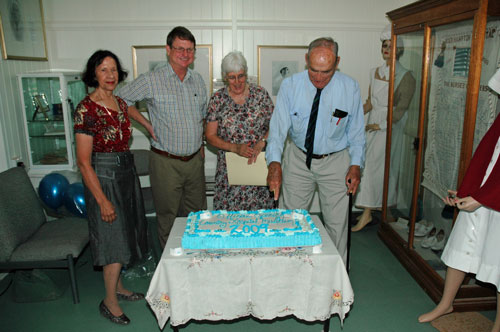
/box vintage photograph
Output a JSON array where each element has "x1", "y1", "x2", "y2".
[
  {"x1": 258, "y1": 45, "x2": 308, "y2": 101},
  {"x1": 271, "y1": 61, "x2": 298, "y2": 96},
  {"x1": 0, "y1": 0, "x2": 47, "y2": 60}
]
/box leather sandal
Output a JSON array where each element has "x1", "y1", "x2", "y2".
[
  {"x1": 116, "y1": 291, "x2": 145, "y2": 301},
  {"x1": 99, "y1": 300, "x2": 130, "y2": 325}
]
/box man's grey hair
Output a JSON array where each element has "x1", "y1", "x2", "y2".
[
  {"x1": 221, "y1": 51, "x2": 248, "y2": 78},
  {"x1": 308, "y1": 37, "x2": 339, "y2": 56}
]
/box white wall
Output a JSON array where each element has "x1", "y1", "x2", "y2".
[
  {"x1": 1, "y1": 0, "x2": 415, "y2": 173},
  {"x1": 43, "y1": 0, "x2": 413, "y2": 95}
]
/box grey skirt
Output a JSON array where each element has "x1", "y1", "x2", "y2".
[{"x1": 84, "y1": 151, "x2": 148, "y2": 266}]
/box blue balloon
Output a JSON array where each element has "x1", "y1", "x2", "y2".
[
  {"x1": 38, "y1": 173, "x2": 70, "y2": 209},
  {"x1": 63, "y1": 183, "x2": 87, "y2": 217}
]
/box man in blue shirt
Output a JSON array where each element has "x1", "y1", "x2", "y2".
[
  {"x1": 118, "y1": 27, "x2": 207, "y2": 249},
  {"x1": 266, "y1": 37, "x2": 365, "y2": 263}
]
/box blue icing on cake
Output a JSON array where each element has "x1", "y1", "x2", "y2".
[{"x1": 181, "y1": 209, "x2": 322, "y2": 249}]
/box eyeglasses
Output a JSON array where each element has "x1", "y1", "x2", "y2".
[
  {"x1": 171, "y1": 46, "x2": 195, "y2": 54},
  {"x1": 226, "y1": 74, "x2": 246, "y2": 82}
]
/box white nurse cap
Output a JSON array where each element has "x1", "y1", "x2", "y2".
[{"x1": 380, "y1": 24, "x2": 403, "y2": 48}]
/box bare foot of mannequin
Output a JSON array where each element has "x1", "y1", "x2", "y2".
[
  {"x1": 352, "y1": 208, "x2": 372, "y2": 232},
  {"x1": 418, "y1": 305, "x2": 453, "y2": 323}
]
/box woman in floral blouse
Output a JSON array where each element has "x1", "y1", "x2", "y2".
[
  {"x1": 74, "y1": 50, "x2": 152, "y2": 325},
  {"x1": 205, "y1": 51, "x2": 274, "y2": 210}
]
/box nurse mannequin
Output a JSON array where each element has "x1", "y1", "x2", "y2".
[
  {"x1": 352, "y1": 26, "x2": 415, "y2": 231},
  {"x1": 418, "y1": 68, "x2": 500, "y2": 332}
]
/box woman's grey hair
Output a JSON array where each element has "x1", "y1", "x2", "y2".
[
  {"x1": 308, "y1": 37, "x2": 339, "y2": 57},
  {"x1": 221, "y1": 51, "x2": 248, "y2": 79}
]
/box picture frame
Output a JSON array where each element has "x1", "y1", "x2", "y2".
[
  {"x1": 0, "y1": 0, "x2": 48, "y2": 60},
  {"x1": 132, "y1": 44, "x2": 213, "y2": 96},
  {"x1": 257, "y1": 45, "x2": 308, "y2": 101}
]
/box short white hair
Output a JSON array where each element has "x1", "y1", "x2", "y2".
[{"x1": 221, "y1": 51, "x2": 248, "y2": 78}]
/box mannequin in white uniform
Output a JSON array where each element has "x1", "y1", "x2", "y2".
[
  {"x1": 352, "y1": 26, "x2": 415, "y2": 231},
  {"x1": 418, "y1": 68, "x2": 500, "y2": 332}
]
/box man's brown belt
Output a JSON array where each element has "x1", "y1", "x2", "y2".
[{"x1": 151, "y1": 146, "x2": 199, "y2": 162}]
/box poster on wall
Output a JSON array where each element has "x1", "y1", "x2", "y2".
[{"x1": 0, "y1": 0, "x2": 47, "y2": 60}]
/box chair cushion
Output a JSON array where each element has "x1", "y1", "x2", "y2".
[
  {"x1": 10, "y1": 217, "x2": 89, "y2": 262},
  {"x1": 0, "y1": 167, "x2": 46, "y2": 261}
]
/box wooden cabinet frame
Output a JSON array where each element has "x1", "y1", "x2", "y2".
[{"x1": 378, "y1": 0, "x2": 500, "y2": 311}]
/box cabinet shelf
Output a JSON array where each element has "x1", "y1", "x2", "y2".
[
  {"x1": 27, "y1": 119, "x2": 64, "y2": 123},
  {"x1": 30, "y1": 134, "x2": 66, "y2": 138}
]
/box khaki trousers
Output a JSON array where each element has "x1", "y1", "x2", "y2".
[
  {"x1": 150, "y1": 150, "x2": 207, "y2": 249},
  {"x1": 281, "y1": 143, "x2": 350, "y2": 263}
]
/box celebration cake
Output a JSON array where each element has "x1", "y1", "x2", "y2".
[{"x1": 181, "y1": 209, "x2": 322, "y2": 249}]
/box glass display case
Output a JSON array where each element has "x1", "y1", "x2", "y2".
[
  {"x1": 18, "y1": 72, "x2": 86, "y2": 172},
  {"x1": 379, "y1": 0, "x2": 500, "y2": 311}
]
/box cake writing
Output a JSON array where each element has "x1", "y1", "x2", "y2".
[{"x1": 194, "y1": 211, "x2": 303, "y2": 235}]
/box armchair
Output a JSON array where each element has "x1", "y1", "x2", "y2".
[{"x1": 0, "y1": 167, "x2": 89, "y2": 304}]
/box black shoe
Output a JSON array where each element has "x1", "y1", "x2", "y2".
[
  {"x1": 116, "y1": 291, "x2": 145, "y2": 301},
  {"x1": 99, "y1": 300, "x2": 131, "y2": 325}
]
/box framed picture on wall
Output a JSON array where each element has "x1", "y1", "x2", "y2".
[
  {"x1": 0, "y1": 0, "x2": 48, "y2": 60},
  {"x1": 131, "y1": 44, "x2": 213, "y2": 96},
  {"x1": 257, "y1": 45, "x2": 308, "y2": 100}
]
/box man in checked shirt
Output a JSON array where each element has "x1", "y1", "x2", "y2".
[{"x1": 118, "y1": 26, "x2": 207, "y2": 249}]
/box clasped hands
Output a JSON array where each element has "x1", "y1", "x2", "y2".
[
  {"x1": 234, "y1": 141, "x2": 265, "y2": 164},
  {"x1": 443, "y1": 189, "x2": 481, "y2": 212}
]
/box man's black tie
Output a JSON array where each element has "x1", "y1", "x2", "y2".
[{"x1": 304, "y1": 88, "x2": 323, "y2": 169}]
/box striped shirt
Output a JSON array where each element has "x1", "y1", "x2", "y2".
[{"x1": 117, "y1": 62, "x2": 207, "y2": 156}]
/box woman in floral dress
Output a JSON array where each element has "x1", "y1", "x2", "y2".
[{"x1": 205, "y1": 51, "x2": 274, "y2": 210}]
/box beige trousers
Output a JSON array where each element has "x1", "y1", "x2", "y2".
[
  {"x1": 281, "y1": 143, "x2": 350, "y2": 263},
  {"x1": 149, "y1": 150, "x2": 207, "y2": 249}
]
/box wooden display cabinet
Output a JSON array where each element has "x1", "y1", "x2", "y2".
[{"x1": 378, "y1": 0, "x2": 500, "y2": 311}]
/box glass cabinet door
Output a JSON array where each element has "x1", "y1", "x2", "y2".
[
  {"x1": 417, "y1": 20, "x2": 474, "y2": 278},
  {"x1": 22, "y1": 76, "x2": 68, "y2": 167},
  {"x1": 412, "y1": 18, "x2": 500, "y2": 279},
  {"x1": 19, "y1": 74, "x2": 86, "y2": 170},
  {"x1": 386, "y1": 30, "x2": 424, "y2": 240}
]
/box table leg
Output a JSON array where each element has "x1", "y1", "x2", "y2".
[
  {"x1": 323, "y1": 318, "x2": 330, "y2": 332},
  {"x1": 172, "y1": 325, "x2": 179, "y2": 332}
]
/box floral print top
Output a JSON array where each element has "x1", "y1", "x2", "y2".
[
  {"x1": 206, "y1": 84, "x2": 275, "y2": 210},
  {"x1": 74, "y1": 95, "x2": 131, "y2": 152}
]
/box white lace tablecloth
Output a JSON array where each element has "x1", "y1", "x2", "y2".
[{"x1": 146, "y1": 216, "x2": 354, "y2": 329}]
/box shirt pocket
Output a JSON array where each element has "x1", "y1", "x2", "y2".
[
  {"x1": 290, "y1": 110, "x2": 308, "y2": 134},
  {"x1": 327, "y1": 108, "x2": 349, "y2": 139}
]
